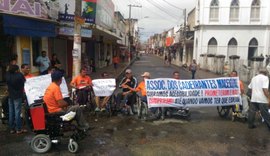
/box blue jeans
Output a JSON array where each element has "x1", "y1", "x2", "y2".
[
  {"x1": 8, "y1": 98, "x2": 23, "y2": 131},
  {"x1": 191, "y1": 70, "x2": 196, "y2": 79}
]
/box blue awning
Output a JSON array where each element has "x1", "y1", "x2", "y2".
[{"x1": 3, "y1": 15, "x2": 56, "y2": 37}]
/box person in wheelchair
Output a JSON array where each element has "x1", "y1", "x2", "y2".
[
  {"x1": 116, "y1": 69, "x2": 137, "y2": 114},
  {"x1": 70, "y1": 68, "x2": 93, "y2": 106},
  {"x1": 123, "y1": 72, "x2": 157, "y2": 117},
  {"x1": 94, "y1": 72, "x2": 111, "y2": 112},
  {"x1": 161, "y1": 71, "x2": 190, "y2": 119},
  {"x1": 44, "y1": 70, "x2": 89, "y2": 130},
  {"x1": 123, "y1": 72, "x2": 150, "y2": 103},
  {"x1": 230, "y1": 70, "x2": 249, "y2": 118}
]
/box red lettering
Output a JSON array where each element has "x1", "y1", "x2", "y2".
[
  {"x1": 205, "y1": 90, "x2": 218, "y2": 96},
  {"x1": 149, "y1": 98, "x2": 174, "y2": 105}
]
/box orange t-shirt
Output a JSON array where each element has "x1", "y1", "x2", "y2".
[
  {"x1": 136, "y1": 81, "x2": 147, "y2": 96},
  {"x1": 239, "y1": 80, "x2": 244, "y2": 94},
  {"x1": 113, "y1": 56, "x2": 120, "y2": 64},
  {"x1": 71, "y1": 75, "x2": 92, "y2": 89},
  {"x1": 25, "y1": 74, "x2": 34, "y2": 79},
  {"x1": 43, "y1": 82, "x2": 63, "y2": 113}
]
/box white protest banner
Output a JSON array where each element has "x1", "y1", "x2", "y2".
[
  {"x1": 146, "y1": 77, "x2": 242, "y2": 108},
  {"x1": 24, "y1": 74, "x2": 69, "y2": 105},
  {"x1": 92, "y1": 79, "x2": 116, "y2": 97}
]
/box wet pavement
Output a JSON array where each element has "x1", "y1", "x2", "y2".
[{"x1": 1, "y1": 55, "x2": 270, "y2": 156}]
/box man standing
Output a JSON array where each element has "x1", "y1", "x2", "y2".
[
  {"x1": 6, "y1": 65, "x2": 26, "y2": 134},
  {"x1": 248, "y1": 69, "x2": 270, "y2": 129},
  {"x1": 189, "y1": 59, "x2": 198, "y2": 79},
  {"x1": 21, "y1": 64, "x2": 34, "y2": 79},
  {"x1": 36, "y1": 51, "x2": 50, "y2": 75}
]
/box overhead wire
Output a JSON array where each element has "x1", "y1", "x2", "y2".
[
  {"x1": 162, "y1": 0, "x2": 185, "y2": 10},
  {"x1": 145, "y1": 0, "x2": 180, "y2": 21}
]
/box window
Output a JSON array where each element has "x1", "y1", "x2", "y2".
[
  {"x1": 230, "y1": 0, "x2": 239, "y2": 21},
  {"x1": 248, "y1": 38, "x2": 258, "y2": 65},
  {"x1": 208, "y1": 38, "x2": 218, "y2": 55},
  {"x1": 209, "y1": 0, "x2": 219, "y2": 21},
  {"x1": 251, "y1": 0, "x2": 260, "y2": 20},
  {"x1": 227, "y1": 38, "x2": 238, "y2": 57}
]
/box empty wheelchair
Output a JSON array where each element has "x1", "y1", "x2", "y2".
[{"x1": 29, "y1": 100, "x2": 86, "y2": 154}]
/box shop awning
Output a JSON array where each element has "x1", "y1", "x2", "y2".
[{"x1": 3, "y1": 15, "x2": 56, "y2": 37}]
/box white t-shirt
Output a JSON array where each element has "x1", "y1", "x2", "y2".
[{"x1": 248, "y1": 74, "x2": 269, "y2": 103}]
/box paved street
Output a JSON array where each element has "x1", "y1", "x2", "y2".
[{"x1": 1, "y1": 55, "x2": 270, "y2": 156}]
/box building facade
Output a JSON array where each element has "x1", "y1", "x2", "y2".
[
  {"x1": 194, "y1": 0, "x2": 270, "y2": 67},
  {"x1": 0, "y1": 0, "x2": 57, "y2": 81}
]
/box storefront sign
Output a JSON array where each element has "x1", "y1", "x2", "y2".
[
  {"x1": 59, "y1": 27, "x2": 92, "y2": 38},
  {"x1": 58, "y1": 0, "x2": 96, "y2": 24},
  {"x1": 0, "y1": 0, "x2": 49, "y2": 19},
  {"x1": 146, "y1": 77, "x2": 241, "y2": 108}
]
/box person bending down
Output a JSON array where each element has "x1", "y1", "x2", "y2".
[{"x1": 43, "y1": 70, "x2": 89, "y2": 130}]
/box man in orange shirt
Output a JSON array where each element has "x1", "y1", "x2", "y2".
[
  {"x1": 21, "y1": 64, "x2": 34, "y2": 79},
  {"x1": 70, "y1": 68, "x2": 93, "y2": 105},
  {"x1": 230, "y1": 70, "x2": 249, "y2": 117},
  {"x1": 43, "y1": 70, "x2": 89, "y2": 130},
  {"x1": 126, "y1": 72, "x2": 149, "y2": 102}
]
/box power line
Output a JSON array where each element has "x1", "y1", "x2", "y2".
[
  {"x1": 151, "y1": 0, "x2": 181, "y2": 19},
  {"x1": 162, "y1": 0, "x2": 185, "y2": 10},
  {"x1": 145, "y1": 0, "x2": 180, "y2": 21}
]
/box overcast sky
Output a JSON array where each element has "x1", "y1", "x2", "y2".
[{"x1": 112, "y1": 0, "x2": 197, "y2": 42}]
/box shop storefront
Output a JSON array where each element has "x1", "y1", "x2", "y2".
[{"x1": 0, "y1": 0, "x2": 57, "y2": 81}]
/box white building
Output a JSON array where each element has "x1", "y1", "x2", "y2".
[{"x1": 194, "y1": 0, "x2": 270, "y2": 66}]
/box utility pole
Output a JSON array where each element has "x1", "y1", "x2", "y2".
[
  {"x1": 72, "y1": 0, "x2": 82, "y2": 78},
  {"x1": 128, "y1": 4, "x2": 142, "y2": 62},
  {"x1": 182, "y1": 8, "x2": 187, "y2": 64}
]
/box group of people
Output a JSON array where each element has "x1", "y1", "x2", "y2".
[
  {"x1": 35, "y1": 51, "x2": 62, "y2": 75},
  {"x1": 5, "y1": 50, "x2": 270, "y2": 135}
]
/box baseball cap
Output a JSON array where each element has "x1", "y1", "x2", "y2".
[
  {"x1": 125, "y1": 69, "x2": 132, "y2": 73},
  {"x1": 141, "y1": 72, "x2": 150, "y2": 77}
]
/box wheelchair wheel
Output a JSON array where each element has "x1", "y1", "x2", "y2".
[
  {"x1": 68, "y1": 139, "x2": 79, "y2": 153},
  {"x1": 31, "y1": 134, "x2": 52, "y2": 154},
  {"x1": 217, "y1": 106, "x2": 231, "y2": 118}
]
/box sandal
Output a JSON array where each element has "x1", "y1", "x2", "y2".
[
  {"x1": 10, "y1": 130, "x2": 15, "y2": 134},
  {"x1": 16, "y1": 129, "x2": 28, "y2": 134}
]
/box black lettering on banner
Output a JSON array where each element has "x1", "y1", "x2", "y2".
[
  {"x1": 214, "y1": 98, "x2": 221, "y2": 104},
  {"x1": 199, "y1": 98, "x2": 213, "y2": 104},
  {"x1": 169, "y1": 90, "x2": 188, "y2": 97},
  {"x1": 221, "y1": 97, "x2": 228, "y2": 104}
]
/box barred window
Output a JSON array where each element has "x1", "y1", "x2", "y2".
[
  {"x1": 209, "y1": 0, "x2": 219, "y2": 21},
  {"x1": 250, "y1": 0, "x2": 260, "y2": 20},
  {"x1": 227, "y1": 38, "x2": 238, "y2": 57},
  {"x1": 208, "y1": 38, "x2": 217, "y2": 55},
  {"x1": 230, "y1": 0, "x2": 239, "y2": 21}
]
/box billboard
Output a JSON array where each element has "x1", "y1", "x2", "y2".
[{"x1": 58, "y1": 0, "x2": 96, "y2": 24}]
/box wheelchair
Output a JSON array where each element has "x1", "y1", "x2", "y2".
[
  {"x1": 29, "y1": 100, "x2": 86, "y2": 154},
  {"x1": 94, "y1": 94, "x2": 117, "y2": 117},
  {"x1": 71, "y1": 86, "x2": 95, "y2": 110},
  {"x1": 217, "y1": 94, "x2": 250, "y2": 122},
  {"x1": 116, "y1": 92, "x2": 137, "y2": 115}
]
